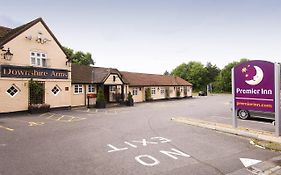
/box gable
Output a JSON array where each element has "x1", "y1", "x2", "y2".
[
  {"x1": 104, "y1": 74, "x2": 123, "y2": 85},
  {"x1": 1, "y1": 19, "x2": 69, "y2": 70}
]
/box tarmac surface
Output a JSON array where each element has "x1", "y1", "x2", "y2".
[{"x1": 0, "y1": 95, "x2": 280, "y2": 175}]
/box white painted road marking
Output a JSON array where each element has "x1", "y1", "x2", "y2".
[
  {"x1": 159, "y1": 148, "x2": 191, "y2": 160},
  {"x1": 107, "y1": 137, "x2": 191, "y2": 167},
  {"x1": 135, "y1": 155, "x2": 160, "y2": 167},
  {"x1": 107, "y1": 144, "x2": 128, "y2": 153},
  {"x1": 240, "y1": 158, "x2": 262, "y2": 168},
  {"x1": 132, "y1": 139, "x2": 158, "y2": 146}
]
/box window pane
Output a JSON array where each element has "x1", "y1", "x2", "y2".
[
  {"x1": 42, "y1": 59, "x2": 47, "y2": 67},
  {"x1": 37, "y1": 58, "x2": 41, "y2": 66},
  {"x1": 31, "y1": 57, "x2": 36, "y2": 65}
]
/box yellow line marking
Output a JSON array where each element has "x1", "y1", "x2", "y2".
[
  {"x1": 28, "y1": 122, "x2": 45, "y2": 127},
  {"x1": 56, "y1": 115, "x2": 65, "y2": 121},
  {"x1": 0, "y1": 125, "x2": 14, "y2": 131}
]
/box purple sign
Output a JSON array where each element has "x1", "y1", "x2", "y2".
[{"x1": 234, "y1": 60, "x2": 275, "y2": 112}]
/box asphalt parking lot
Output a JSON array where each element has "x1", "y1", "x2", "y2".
[{"x1": 0, "y1": 95, "x2": 280, "y2": 175}]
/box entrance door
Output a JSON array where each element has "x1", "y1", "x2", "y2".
[
  {"x1": 104, "y1": 86, "x2": 110, "y2": 102},
  {"x1": 29, "y1": 81, "x2": 45, "y2": 104}
]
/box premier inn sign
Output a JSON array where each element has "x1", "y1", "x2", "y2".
[{"x1": 0, "y1": 65, "x2": 68, "y2": 79}]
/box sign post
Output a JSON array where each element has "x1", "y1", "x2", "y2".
[
  {"x1": 232, "y1": 60, "x2": 280, "y2": 134},
  {"x1": 232, "y1": 68, "x2": 237, "y2": 128},
  {"x1": 275, "y1": 63, "x2": 280, "y2": 136}
]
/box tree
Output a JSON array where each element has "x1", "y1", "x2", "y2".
[
  {"x1": 213, "y1": 59, "x2": 249, "y2": 92},
  {"x1": 205, "y1": 62, "x2": 220, "y2": 84},
  {"x1": 163, "y1": 70, "x2": 170, "y2": 75},
  {"x1": 63, "y1": 47, "x2": 94, "y2": 65},
  {"x1": 171, "y1": 61, "x2": 207, "y2": 91}
]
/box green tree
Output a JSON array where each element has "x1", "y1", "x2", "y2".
[
  {"x1": 163, "y1": 70, "x2": 170, "y2": 75},
  {"x1": 205, "y1": 62, "x2": 220, "y2": 84},
  {"x1": 63, "y1": 47, "x2": 94, "y2": 65},
  {"x1": 171, "y1": 61, "x2": 207, "y2": 91},
  {"x1": 213, "y1": 59, "x2": 249, "y2": 92}
]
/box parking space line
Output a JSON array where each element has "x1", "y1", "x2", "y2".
[{"x1": 0, "y1": 125, "x2": 14, "y2": 132}]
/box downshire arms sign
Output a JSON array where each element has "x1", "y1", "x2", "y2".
[{"x1": 0, "y1": 65, "x2": 69, "y2": 79}]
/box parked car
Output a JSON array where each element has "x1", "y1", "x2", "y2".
[
  {"x1": 237, "y1": 109, "x2": 275, "y2": 120},
  {"x1": 198, "y1": 91, "x2": 207, "y2": 96}
]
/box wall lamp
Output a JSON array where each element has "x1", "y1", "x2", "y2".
[
  {"x1": 1, "y1": 47, "x2": 13, "y2": 60},
  {"x1": 65, "y1": 58, "x2": 72, "y2": 67}
]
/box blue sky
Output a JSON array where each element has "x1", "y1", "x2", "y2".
[{"x1": 1, "y1": 0, "x2": 281, "y2": 74}]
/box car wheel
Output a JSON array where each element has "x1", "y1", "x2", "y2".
[{"x1": 238, "y1": 110, "x2": 250, "y2": 120}]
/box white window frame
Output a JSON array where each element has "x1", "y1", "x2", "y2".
[
  {"x1": 160, "y1": 88, "x2": 165, "y2": 95},
  {"x1": 74, "y1": 84, "x2": 83, "y2": 94},
  {"x1": 30, "y1": 51, "x2": 48, "y2": 67},
  {"x1": 132, "y1": 88, "x2": 138, "y2": 96},
  {"x1": 51, "y1": 85, "x2": 61, "y2": 96},
  {"x1": 88, "y1": 84, "x2": 95, "y2": 93},
  {"x1": 6, "y1": 85, "x2": 20, "y2": 97},
  {"x1": 110, "y1": 86, "x2": 116, "y2": 92},
  {"x1": 151, "y1": 87, "x2": 156, "y2": 95}
]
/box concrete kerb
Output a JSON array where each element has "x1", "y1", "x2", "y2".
[{"x1": 173, "y1": 117, "x2": 281, "y2": 144}]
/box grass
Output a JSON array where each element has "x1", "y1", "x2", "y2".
[{"x1": 252, "y1": 139, "x2": 281, "y2": 152}]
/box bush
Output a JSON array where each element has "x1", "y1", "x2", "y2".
[
  {"x1": 145, "y1": 88, "x2": 152, "y2": 101},
  {"x1": 126, "y1": 92, "x2": 134, "y2": 106},
  {"x1": 96, "y1": 89, "x2": 105, "y2": 102},
  {"x1": 96, "y1": 89, "x2": 106, "y2": 108}
]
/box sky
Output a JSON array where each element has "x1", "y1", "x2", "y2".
[{"x1": 1, "y1": 0, "x2": 281, "y2": 74}]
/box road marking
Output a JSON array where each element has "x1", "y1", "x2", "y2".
[
  {"x1": 45, "y1": 113, "x2": 86, "y2": 122},
  {"x1": 159, "y1": 148, "x2": 191, "y2": 160},
  {"x1": 0, "y1": 125, "x2": 14, "y2": 132},
  {"x1": 132, "y1": 139, "x2": 158, "y2": 146},
  {"x1": 107, "y1": 144, "x2": 128, "y2": 153},
  {"x1": 28, "y1": 122, "x2": 45, "y2": 127},
  {"x1": 240, "y1": 158, "x2": 262, "y2": 168},
  {"x1": 135, "y1": 155, "x2": 160, "y2": 167}
]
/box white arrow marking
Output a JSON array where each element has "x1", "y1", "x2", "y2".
[{"x1": 240, "y1": 158, "x2": 262, "y2": 168}]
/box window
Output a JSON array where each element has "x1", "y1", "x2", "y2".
[
  {"x1": 88, "y1": 84, "x2": 95, "y2": 93},
  {"x1": 74, "y1": 84, "x2": 83, "y2": 94},
  {"x1": 6, "y1": 85, "x2": 20, "y2": 97},
  {"x1": 161, "y1": 88, "x2": 165, "y2": 94},
  {"x1": 151, "y1": 87, "x2": 156, "y2": 95},
  {"x1": 133, "y1": 88, "x2": 138, "y2": 95},
  {"x1": 51, "y1": 85, "x2": 61, "y2": 96},
  {"x1": 113, "y1": 76, "x2": 116, "y2": 82},
  {"x1": 110, "y1": 86, "x2": 116, "y2": 92},
  {"x1": 30, "y1": 51, "x2": 47, "y2": 67}
]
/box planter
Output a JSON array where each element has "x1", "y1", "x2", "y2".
[
  {"x1": 28, "y1": 104, "x2": 50, "y2": 114},
  {"x1": 126, "y1": 99, "x2": 134, "y2": 106},
  {"x1": 96, "y1": 101, "x2": 106, "y2": 108}
]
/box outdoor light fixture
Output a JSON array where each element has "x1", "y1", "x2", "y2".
[
  {"x1": 1, "y1": 47, "x2": 13, "y2": 60},
  {"x1": 65, "y1": 58, "x2": 71, "y2": 67}
]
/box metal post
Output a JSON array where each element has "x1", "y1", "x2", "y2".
[
  {"x1": 275, "y1": 63, "x2": 281, "y2": 136},
  {"x1": 232, "y1": 68, "x2": 237, "y2": 128}
]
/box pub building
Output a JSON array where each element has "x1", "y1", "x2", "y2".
[
  {"x1": 0, "y1": 18, "x2": 71, "y2": 113},
  {"x1": 0, "y1": 17, "x2": 193, "y2": 114}
]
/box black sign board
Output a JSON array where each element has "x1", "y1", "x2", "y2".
[{"x1": 0, "y1": 65, "x2": 69, "y2": 79}]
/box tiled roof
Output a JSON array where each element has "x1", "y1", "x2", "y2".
[
  {"x1": 120, "y1": 71, "x2": 192, "y2": 86},
  {"x1": 71, "y1": 64, "x2": 127, "y2": 84},
  {"x1": 0, "y1": 26, "x2": 11, "y2": 39},
  {"x1": 71, "y1": 64, "x2": 94, "y2": 84}
]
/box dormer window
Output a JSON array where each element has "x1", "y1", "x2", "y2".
[{"x1": 30, "y1": 51, "x2": 47, "y2": 67}]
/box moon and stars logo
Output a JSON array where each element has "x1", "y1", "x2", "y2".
[{"x1": 241, "y1": 65, "x2": 264, "y2": 86}]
